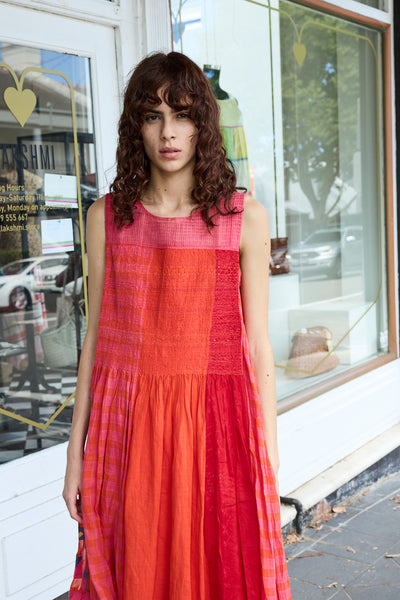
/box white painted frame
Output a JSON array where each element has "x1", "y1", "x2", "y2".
[{"x1": 0, "y1": 4, "x2": 131, "y2": 599}]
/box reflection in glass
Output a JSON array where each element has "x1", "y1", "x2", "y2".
[
  {"x1": 0, "y1": 43, "x2": 96, "y2": 464},
  {"x1": 171, "y1": 0, "x2": 388, "y2": 401}
]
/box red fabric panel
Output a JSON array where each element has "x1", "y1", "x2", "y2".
[
  {"x1": 206, "y1": 250, "x2": 242, "y2": 375},
  {"x1": 204, "y1": 374, "x2": 263, "y2": 599}
]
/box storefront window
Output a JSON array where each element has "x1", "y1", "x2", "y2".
[
  {"x1": 0, "y1": 43, "x2": 94, "y2": 463},
  {"x1": 171, "y1": 0, "x2": 388, "y2": 401}
]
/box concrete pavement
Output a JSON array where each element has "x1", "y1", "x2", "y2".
[{"x1": 285, "y1": 472, "x2": 400, "y2": 599}]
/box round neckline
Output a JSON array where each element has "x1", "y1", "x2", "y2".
[{"x1": 137, "y1": 199, "x2": 196, "y2": 220}]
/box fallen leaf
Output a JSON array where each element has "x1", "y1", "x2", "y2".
[
  {"x1": 346, "y1": 546, "x2": 356, "y2": 554},
  {"x1": 309, "y1": 522, "x2": 323, "y2": 531},
  {"x1": 385, "y1": 553, "x2": 400, "y2": 558},
  {"x1": 320, "y1": 513, "x2": 333, "y2": 522},
  {"x1": 393, "y1": 496, "x2": 400, "y2": 504},
  {"x1": 326, "y1": 582, "x2": 338, "y2": 588},
  {"x1": 284, "y1": 533, "x2": 302, "y2": 545},
  {"x1": 373, "y1": 547, "x2": 379, "y2": 550},
  {"x1": 332, "y1": 505, "x2": 346, "y2": 514}
]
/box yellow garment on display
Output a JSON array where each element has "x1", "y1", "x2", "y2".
[{"x1": 217, "y1": 97, "x2": 251, "y2": 191}]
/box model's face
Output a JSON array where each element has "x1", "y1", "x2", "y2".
[{"x1": 140, "y1": 95, "x2": 198, "y2": 176}]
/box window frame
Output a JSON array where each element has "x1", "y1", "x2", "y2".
[{"x1": 274, "y1": 0, "x2": 397, "y2": 414}]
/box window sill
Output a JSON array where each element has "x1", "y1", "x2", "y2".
[{"x1": 277, "y1": 352, "x2": 397, "y2": 414}]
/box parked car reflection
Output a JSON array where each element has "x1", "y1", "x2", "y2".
[
  {"x1": 287, "y1": 227, "x2": 363, "y2": 279},
  {"x1": 0, "y1": 254, "x2": 68, "y2": 311}
]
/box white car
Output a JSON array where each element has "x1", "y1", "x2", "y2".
[
  {"x1": 288, "y1": 227, "x2": 363, "y2": 279},
  {"x1": 0, "y1": 254, "x2": 68, "y2": 311}
]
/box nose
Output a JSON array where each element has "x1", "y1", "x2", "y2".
[{"x1": 161, "y1": 116, "x2": 176, "y2": 141}]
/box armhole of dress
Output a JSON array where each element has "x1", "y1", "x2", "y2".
[
  {"x1": 104, "y1": 193, "x2": 113, "y2": 245},
  {"x1": 233, "y1": 191, "x2": 245, "y2": 252}
]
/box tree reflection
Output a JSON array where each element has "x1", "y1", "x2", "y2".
[{"x1": 279, "y1": 2, "x2": 361, "y2": 233}]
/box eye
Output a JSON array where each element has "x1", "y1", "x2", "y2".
[
  {"x1": 144, "y1": 114, "x2": 159, "y2": 122},
  {"x1": 177, "y1": 112, "x2": 190, "y2": 119}
]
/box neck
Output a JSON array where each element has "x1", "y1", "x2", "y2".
[{"x1": 143, "y1": 170, "x2": 196, "y2": 211}]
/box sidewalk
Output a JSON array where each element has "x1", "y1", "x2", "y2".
[{"x1": 284, "y1": 472, "x2": 400, "y2": 599}]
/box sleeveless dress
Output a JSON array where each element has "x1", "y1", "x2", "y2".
[{"x1": 69, "y1": 192, "x2": 291, "y2": 600}]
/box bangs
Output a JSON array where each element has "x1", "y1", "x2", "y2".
[
  {"x1": 162, "y1": 84, "x2": 193, "y2": 111},
  {"x1": 139, "y1": 83, "x2": 193, "y2": 114}
]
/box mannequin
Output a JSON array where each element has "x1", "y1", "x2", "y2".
[
  {"x1": 203, "y1": 64, "x2": 251, "y2": 191},
  {"x1": 203, "y1": 64, "x2": 229, "y2": 100}
]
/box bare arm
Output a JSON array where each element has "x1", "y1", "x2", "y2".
[
  {"x1": 240, "y1": 195, "x2": 280, "y2": 481},
  {"x1": 63, "y1": 196, "x2": 106, "y2": 521}
]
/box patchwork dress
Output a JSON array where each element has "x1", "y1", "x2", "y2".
[{"x1": 69, "y1": 192, "x2": 291, "y2": 600}]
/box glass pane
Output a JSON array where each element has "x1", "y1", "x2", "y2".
[
  {"x1": 171, "y1": 0, "x2": 388, "y2": 401},
  {"x1": 352, "y1": 0, "x2": 387, "y2": 9},
  {"x1": 0, "y1": 43, "x2": 95, "y2": 463}
]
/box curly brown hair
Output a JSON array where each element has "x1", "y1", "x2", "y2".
[{"x1": 110, "y1": 52, "x2": 239, "y2": 229}]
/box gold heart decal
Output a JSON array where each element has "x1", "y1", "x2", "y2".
[
  {"x1": 293, "y1": 42, "x2": 306, "y2": 68},
  {"x1": 4, "y1": 86, "x2": 37, "y2": 127}
]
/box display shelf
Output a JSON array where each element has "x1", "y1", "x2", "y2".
[{"x1": 269, "y1": 273, "x2": 300, "y2": 362}]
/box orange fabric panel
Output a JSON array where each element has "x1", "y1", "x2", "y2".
[
  {"x1": 138, "y1": 248, "x2": 216, "y2": 375},
  {"x1": 123, "y1": 376, "x2": 207, "y2": 599}
]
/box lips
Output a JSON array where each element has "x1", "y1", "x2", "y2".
[
  {"x1": 160, "y1": 147, "x2": 180, "y2": 154},
  {"x1": 159, "y1": 147, "x2": 181, "y2": 160}
]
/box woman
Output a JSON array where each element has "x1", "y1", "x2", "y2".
[{"x1": 63, "y1": 51, "x2": 291, "y2": 600}]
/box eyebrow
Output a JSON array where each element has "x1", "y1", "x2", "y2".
[{"x1": 143, "y1": 107, "x2": 191, "y2": 114}]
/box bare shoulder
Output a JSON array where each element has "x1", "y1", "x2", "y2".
[
  {"x1": 240, "y1": 194, "x2": 270, "y2": 251},
  {"x1": 87, "y1": 196, "x2": 106, "y2": 232},
  {"x1": 88, "y1": 195, "x2": 106, "y2": 220},
  {"x1": 242, "y1": 193, "x2": 268, "y2": 222}
]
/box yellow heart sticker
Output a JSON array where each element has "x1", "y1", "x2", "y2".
[
  {"x1": 293, "y1": 42, "x2": 306, "y2": 68},
  {"x1": 4, "y1": 86, "x2": 37, "y2": 127}
]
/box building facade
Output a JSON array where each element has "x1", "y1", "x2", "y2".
[{"x1": 0, "y1": 1, "x2": 398, "y2": 598}]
